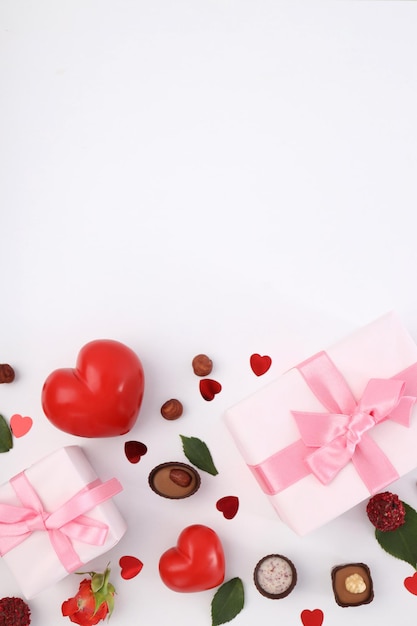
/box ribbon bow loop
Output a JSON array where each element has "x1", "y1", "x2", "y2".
[
  {"x1": 0, "y1": 471, "x2": 123, "y2": 572},
  {"x1": 248, "y1": 353, "x2": 417, "y2": 497},
  {"x1": 292, "y1": 353, "x2": 415, "y2": 484}
]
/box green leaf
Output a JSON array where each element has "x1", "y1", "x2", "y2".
[
  {"x1": 0, "y1": 415, "x2": 13, "y2": 452},
  {"x1": 180, "y1": 435, "x2": 218, "y2": 475},
  {"x1": 211, "y1": 578, "x2": 244, "y2": 626},
  {"x1": 375, "y1": 502, "x2": 417, "y2": 568}
]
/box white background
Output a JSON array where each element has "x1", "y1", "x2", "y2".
[{"x1": 1, "y1": 1, "x2": 417, "y2": 624}]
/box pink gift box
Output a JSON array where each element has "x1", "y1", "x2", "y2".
[
  {"x1": 224, "y1": 312, "x2": 417, "y2": 535},
  {"x1": 0, "y1": 446, "x2": 127, "y2": 598}
]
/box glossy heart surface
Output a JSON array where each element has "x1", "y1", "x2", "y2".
[
  {"x1": 159, "y1": 524, "x2": 225, "y2": 592},
  {"x1": 42, "y1": 339, "x2": 144, "y2": 437}
]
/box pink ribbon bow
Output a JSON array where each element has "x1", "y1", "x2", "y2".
[
  {"x1": 0, "y1": 472, "x2": 123, "y2": 572},
  {"x1": 249, "y1": 352, "x2": 417, "y2": 496}
]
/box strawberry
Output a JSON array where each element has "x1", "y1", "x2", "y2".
[
  {"x1": 0, "y1": 597, "x2": 31, "y2": 626},
  {"x1": 61, "y1": 566, "x2": 115, "y2": 625}
]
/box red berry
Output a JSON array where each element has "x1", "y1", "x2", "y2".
[
  {"x1": 0, "y1": 597, "x2": 31, "y2": 626},
  {"x1": 366, "y1": 491, "x2": 406, "y2": 531}
]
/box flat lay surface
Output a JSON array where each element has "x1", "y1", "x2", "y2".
[{"x1": 1, "y1": 1, "x2": 417, "y2": 624}]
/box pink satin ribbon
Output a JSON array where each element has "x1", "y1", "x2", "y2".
[
  {"x1": 0, "y1": 472, "x2": 123, "y2": 572},
  {"x1": 249, "y1": 351, "x2": 417, "y2": 496}
]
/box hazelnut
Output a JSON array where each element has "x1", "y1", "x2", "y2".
[
  {"x1": 169, "y1": 468, "x2": 192, "y2": 487},
  {"x1": 161, "y1": 399, "x2": 183, "y2": 420},
  {"x1": 192, "y1": 354, "x2": 213, "y2": 376},
  {"x1": 0, "y1": 364, "x2": 15, "y2": 384},
  {"x1": 345, "y1": 573, "x2": 367, "y2": 594}
]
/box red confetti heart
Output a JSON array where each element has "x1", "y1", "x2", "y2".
[
  {"x1": 119, "y1": 555, "x2": 143, "y2": 580},
  {"x1": 124, "y1": 440, "x2": 148, "y2": 464},
  {"x1": 300, "y1": 609, "x2": 324, "y2": 626},
  {"x1": 10, "y1": 414, "x2": 33, "y2": 438},
  {"x1": 404, "y1": 573, "x2": 417, "y2": 595},
  {"x1": 250, "y1": 354, "x2": 272, "y2": 376},
  {"x1": 199, "y1": 378, "x2": 222, "y2": 401},
  {"x1": 216, "y1": 496, "x2": 239, "y2": 519}
]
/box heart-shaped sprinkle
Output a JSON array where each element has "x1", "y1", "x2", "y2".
[
  {"x1": 250, "y1": 354, "x2": 272, "y2": 376},
  {"x1": 404, "y1": 572, "x2": 417, "y2": 595},
  {"x1": 10, "y1": 414, "x2": 33, "y2": 438},
  {"x1": 216, "y1": 496, "x2": 239, "y2": 519},
  {"x1": 119, "y1": 555, "x2": 143, "y2": 580},
  {"x1": 124, "y1": 440, "x2": 148, "y2": 464},
  {"x1": 300, "y1": 609, "x2": 324, "y2": 626},
  {"x1": 199, "y1": 379, "x2": 222, "y2": 401}
]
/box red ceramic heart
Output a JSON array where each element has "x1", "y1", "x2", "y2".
[
  {"x1": 124, "y1": 440, "x2": 148, "y2": 463},
  {"x1": 300, "y1": 609, "x2": 324, "y2": 626},
  {"x1": 42, "y1": 339, "x2": 145, "y2": 437},
  {"x1": 216, "y1": 496, "x2": 239, "y2": 520},
  {"x1": 10, "y1": 414, "x2": 33, "y2": 438},
  {"x1": 404, "y1": 573, "x2": 417, "y2": 595},
  {"x1": 199, "y1": 379, "x2": 222, "y2": 401},
  {"x1": 119, "y1": 555, "x2": 143, "y2": 580},
  {"x1": 250, "y1": 353, "x2": 272, "y2": 376},
  {"x1": 159, "y1": 524, "x2": 225, "y2": 592}
]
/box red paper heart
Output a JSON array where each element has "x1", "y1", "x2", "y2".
[
  {"x1": 250, "y1": 353, "x2": 272, "y2": 376},
  {"x1": 216, "y1": 496, "x2": 239, "y2": 519},
  {"x1": 159, "y1": 524, "x2": 225, "y2": 592},
  {"x1": 10, "y1": 414, "x2": 33, "y2": 438},
  {"x1": 404, "y1": 573, "x2": 417, "y2": 595},
  {"x1": 119, "y1": 555, "x2": 143, "y2": 580},
  {"x1": 199, "y1": 379, "x2": 222, "y2": 401},
  {"x1": 124, "y1": 440, "x2": 148, "y2": 464},
  {"x1": 300, "y1": 609, "x2": 324, "y2": 626},
  {"x1": 41, "y1": 339, "x2": 144, "y2": 437}
]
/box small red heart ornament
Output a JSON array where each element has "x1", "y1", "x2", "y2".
[
  {"x1": 10, "y1": 414, "x2": 33, "y2": 438},
  {"x1": 124, "y1": 440, "x2": 148, "y2": 463},
  {"x1": 250, "y1": 353, "x2": 272, "y2": 376},
  {"x1": 42, "y1": 339, "x2": 144, "y2": 437},
  {"x1": 300, "y1": 609, "x2": 324, "y2": 626},
  {"x1": 404, "y1": 572, "x2": 417, "y2": 595},
  {"x1": 199, "y1": 379, "x2": 222, "y2": 401},
  {"x1": 119, "y1": 555, "x2": 143, "y2": 580},
  {"x1": 216, "y1": 496, "x2": 239, "y2": 519},
  {"x1": 159, "y1": 524, "x2": 225, "y2": 592}
]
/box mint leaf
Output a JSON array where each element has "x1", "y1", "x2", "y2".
[
  {"x1": 375, "y1": 502, "x2": 417, "y2": 568},
  {"x1": 211, "y1": 578, "x2": 244, "y2": 626},
  {"x1": 180, "y1": 435, "x2": 218, "y2": 475},
  {"x1": 0, "y1": 415, "x2": 13, "y2": 452}
]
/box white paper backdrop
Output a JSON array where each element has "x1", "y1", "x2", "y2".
[{"x1": 1, "y1": 1, "x2": 417, "y2": 624}]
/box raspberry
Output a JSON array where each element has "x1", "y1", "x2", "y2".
[
  {"x1": 366, "y1": 491, "x2": 406, "y2": 531},
  {"x1": 0, "y1": 597, "x2": 31, "y2": 626}
]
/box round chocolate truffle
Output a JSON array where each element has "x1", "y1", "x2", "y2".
[
  {"x1": 148, "y1": 462, "x2": 201, "y2": 499},
  {"x1": 253, "y1": 554, "x2": 297, "y2": 599}
]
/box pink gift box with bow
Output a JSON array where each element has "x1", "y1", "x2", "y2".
[
  {"x1": 0, "y1": 446, "x2": 126, "y2": 598},
  {"x1": 224, "y1": 312, "x2": 417, "y2": 535}
]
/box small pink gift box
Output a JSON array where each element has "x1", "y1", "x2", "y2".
[
  {"x1": 224, "y1": 312, "x2": 417, "y2": 535},
  {"x1": 0, "y1": 446, "x2": 126, "y2": 598}
]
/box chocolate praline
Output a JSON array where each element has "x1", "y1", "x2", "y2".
[
  {"x1": 331, "y1": 563, "x2": 374, "y2": 607},
  {"x1": 253, "y1": 554, "x2": 297, "y2": 599},
  {"x1": 148, "y1": 462, "x2": 201, "y2": 499}
]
